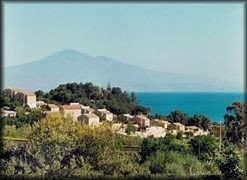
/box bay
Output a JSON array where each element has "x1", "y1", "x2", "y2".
[{"x1": 135, "y1": 92, "x2": 245, "y2": 123}]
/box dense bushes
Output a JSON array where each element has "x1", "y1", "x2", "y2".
[
  {"x1": 36, "y1": 82, "x2": 150, "y2": 115},
  {"x1": 0, "y1": 112, "x2": 244, "y2": 179}
]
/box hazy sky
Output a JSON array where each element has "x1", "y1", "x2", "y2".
[{"x1": 4, "y1": 3, "x2": 244, "y2": 85}]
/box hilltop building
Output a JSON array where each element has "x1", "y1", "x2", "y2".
[
  {"x1": 61, "y1": 102, "x2": 82, "y2": 121},
  {"x1": 3, "y1": 88, "x2": 36, "y2": 108},
  {"x1": 95, "y1": 108, "x2": 113, "y2": 121},
  {"x1": 78, "y1": 113, "x2": 100, "y2": 126}
]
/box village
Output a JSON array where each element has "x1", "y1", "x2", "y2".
[{"x1": 2, "y1": 88, "x2": 209, "y2": 138}]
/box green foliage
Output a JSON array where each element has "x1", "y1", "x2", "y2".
[
  {"x1": 146, "y1": 151, "x2": 212, "y2": 177},
  {"x1": 189, "y1": 135, "x2": 218, "y2": 161},
  {"x1": 140, "y1": 135, "x2": 190, "y2": 162},
  {"x1": 166, "y1": 111, "x2": 212, "y2": 131},
  {"x1": 224, "y1": 102, "x2": 246, "y2": 146},
  {"x1": 37, "y1": 82, "x2": 150, "y2": 115},
  {"x1": 0, "y1": 117, "x2": 4, "y2": 154},
  {"x1": 4, "y1": 125, "x2": 31, "y2": 139},
  {"x1": 126, "y1": 121, "x2": 137, "y2": 135},
  {"x1": 0, "y1": 112, "x2": 142, "y2": 178},
  {"x1": 0, "y1": 96, "x2": 21, "y2": 110},
  {"x1": 2, "y1": 107, "x2": 44, "y2": 129},
  {"x1": 218, "y1": 144, "x2": 243, "y2": 179}
]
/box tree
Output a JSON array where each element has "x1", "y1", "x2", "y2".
[
  {"x1": 166, "y1": 111, "x2": 189, "y2": 124},
  {"x1": 106, "y1": 82, "x2": 111, "y2": 91},
  {"x1": 219, "y1": 144, "x2": 243, "y2": 179},
  {"x1": 126, "y1": 121, "x2": 136, "y2": 135},
  {"x1": 189, "y1": 135, "x2": 217, "y2": 161},
  {"x1": 224, "y1": 102, "x2": 246, "y2": 147}
]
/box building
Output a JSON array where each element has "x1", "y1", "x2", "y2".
[
  {"x1": 133, "y1": 114, "x2": 150, "y2": 127},
  {"x1": 169, "y1": 122, "x2": 185, "y2": 132},
  {"x1": 47, "y1": 104, "x2": 59, "y2": 112},
  {"x1": 152, "y1": 119, "x2": 171, "y2": 129},
  {"x1": 2, "y1": 110, "x2": 17, "y2": 118},
  {"x1": 36, "y1": 101, "x2": 47, "y2": 108},
  {"x1": 146, "y1": 126, "x2": 166, "y2": 138},
  {"x1": 95, "y1": 109, "x2": 113, "y2": 121},
  {"x1": 81, "y1": 105, "x2": 95, "y2": 114},
  {"x1": 118, "y1": 114, "x2": 134, "y2": 123},
  {"x1": 78, "y1": 113, "x2": 100, "y2": 126},
  {"x1": 185, "y1": 126, "x2": 209, "y2": 136},
  {"x1": 3, "y1": 88, "x2": 37, "y2": 108},
  {"x1": 61, "y1": 103, "x2": 82, "y2": 121}
]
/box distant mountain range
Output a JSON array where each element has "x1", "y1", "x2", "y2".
[{"x1": 4, "y1": 49, "x2": 242, "y2": 92}]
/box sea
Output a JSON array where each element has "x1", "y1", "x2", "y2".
[{"x1": 135, "y1": 92, "x2": 245, "y2": 123}]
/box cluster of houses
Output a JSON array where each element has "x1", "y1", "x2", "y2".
[{"x1": 1, "y1": 88, "x2": 209, "y2": 138}]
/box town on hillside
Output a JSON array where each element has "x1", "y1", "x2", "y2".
[{"x1": 2, "y1": 87, "x2": 209, "y2": 138}]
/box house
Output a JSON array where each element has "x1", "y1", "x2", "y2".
[
  {"x1": 3, "y1": 88, "x2": 22, "y2": 98},
  {"x1": 36, "y1": 101, "x2": 47, "y2": 108},
  {"x1": 133, "y1": 114, "x2": 150, "y2": 127},
  {"x1": 47, "y1": 104, "x2": 59, "y2": 112},
  {"x1": 118, "y1": 114, "x2": 134, "y2": 123},
  {"x1": 2, "y1": 110, "x2": 17, "y2": 118},
  {"x1": 81, "y1": 105, "x2": 95, "y2": 114},
  {"x1": 23, "y1": 91, "x2": 37, "y2": 108},
  {"x1": 169, "y1": 122, "x2": 185, "y2": 132},
  {"x1": 78, "y1": 113, "x2": 100, "y2": 126},
  {"x1": 146, "y1": 126, "x2": 166, "y2": 138},
  {"x1": 61, "y1": 103, "x2": 82, "y2": 121},
  {"x1": 3, "y1": 88, "x2": 37, "y2": 108},
  {"x1": 185, "y1": 126, "x2": 209, "y2": 136},
  {"x1": 152, "y1": 119, "x2": 171, "y2": 129},
  {"x1": 95, "y1": 109, "x2": 113, "y2": 121}
]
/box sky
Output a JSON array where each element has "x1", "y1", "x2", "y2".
[{"x1": 4, "y1": 2, "x2": 244, "y2": 86}]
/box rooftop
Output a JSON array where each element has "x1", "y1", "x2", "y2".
[
  {"x1": 135, "y1": 114, "x2": 150, "y2": 120},
  {"x1": 173, "y1": 122, "x2": 185, "y2": 127},
  {"x1": 123, "y1": 114, "x2": 134, "y2": 118},
  {"x1": 62, "y1": 104, "x2": 81, "y2": 110},
  {"x1": 48, "y1": 104, "x2": 59, "y2": 108},
  {"x1": 83, "y1": 113, "x2": 99, "y2": 118},
  {"x1": 186, "y1": 126, "x2": 199, "y2": 129},
  {"x1": 97, "y1": 109, "x2": 112, "y2": 114}
]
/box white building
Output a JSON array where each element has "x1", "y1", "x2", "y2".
[{"x1": 95, "y1": 108, "x2": 113, "y2": 121}]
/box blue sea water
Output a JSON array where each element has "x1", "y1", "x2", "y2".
[{"x1": 135, "y1": 92, "x2": 245, "y2": 123}]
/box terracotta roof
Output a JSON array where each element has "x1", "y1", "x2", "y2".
[
  {"x1": 81, "y1": 106, "x2": 95, "y2": 112},
  {"x1": 163, "y1": 121, "x2": 171, "y2": 124},
  {"x1": 16, "y1": 89, "x2": 36, "y2": 96},
  {"x1": 97, "y1": 109, "x2": 112, "y2": 114},
  {"x1": 154, "y1": 119, "x2": 171, "y2": 125},
  {"x1": 136, "y1": 114, "x2": 150, "y2": 120},
  {"x1": 24, "y1": 91, "x2": 36, "y2": 96},
  {"x1": 62, "y1": 105, "x2": 81, "y2": 110},
  {"x1": 173, "y1": 122, "x2": 185, "y2": 127},
  {"x1": 10, "y1": 88, "x2": 23, "y2": 92},
  {"x1": 48, "y1": 104, "x2": 59, "y2": 108},
  {"x1": 83, "y1": 113, "x2": 99, "y2": 118},
  {"x1": 186, "y1": 126, "x2": 199, "y2": 129}
]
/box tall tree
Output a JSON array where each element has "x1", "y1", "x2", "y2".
[{"x1": 224, "y1": 102, "x2": 246, "y2": 147}]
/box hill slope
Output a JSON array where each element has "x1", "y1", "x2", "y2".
[{"x1": 4, "y1": 49, "x2": 241, "y2": 92}]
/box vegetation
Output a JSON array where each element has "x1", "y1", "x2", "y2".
[
  {"x1": 151, "y1": 110, "x2": 212, "y2": 131},
  {"x1": 35, "y1": 82, "x2": 150, "y2": 115},
  {"x1": 224, "y1": 102, "x2": 246, "y2": 147},
  {"x1": 126, "y1": 121, "x2": 137, "y2": 135},
  {"x1": 0, "y1": 83, "x2": 245, "y2": 179}
]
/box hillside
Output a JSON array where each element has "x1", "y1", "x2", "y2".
[{"x1": 4, "y1": 49, "x2": 241, "y2": 92}]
